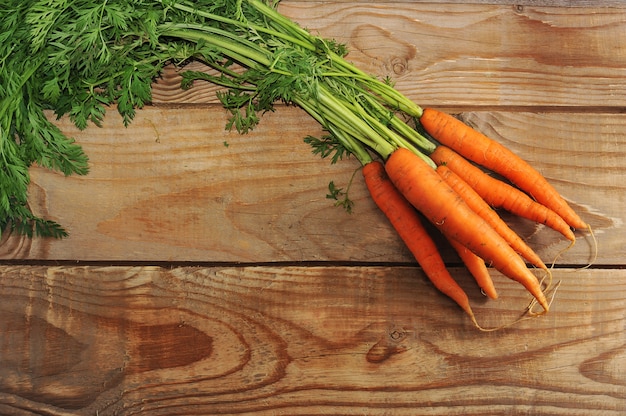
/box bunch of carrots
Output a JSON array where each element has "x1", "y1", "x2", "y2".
[
  {"x1": 361, "y1": 108, "x2": 589, "y2": 330},
  {"x1": 4, "y1": 0, "x2": 591, "y2": 329}
]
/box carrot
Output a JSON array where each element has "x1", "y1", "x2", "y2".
[
  {"x1": 362, "y1": 160, "x2": 478, "y2": 324},
  {"x1": 420, "y1": 108, "x2": 587, "y2": 230},
  {"x1": 384, "y1": 148, "x2": 549, "y2": 312},
  {"x1": 430, "y1": 145, "x2": 576, "y2": 242},
  {"x1": 436, "y1": 164, "x2": 548, "y2": 271},
  {"x1": 446, "y1": 237, "x2": 498, "y2": 300}
]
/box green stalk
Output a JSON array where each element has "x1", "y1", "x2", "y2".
[
  {"x1": 159, "y1": 24, "x2": 273, "y2": 70},
  {"x1": 246, "y1": 0, "x2": 423, "y2": 117},
  {"x1": 166, "y1": 0, "x2": 317, "y2": 53},
  {"x1": 358, "y1": 93, "x2": 435, "y2": 153},
  {"x1": 319, "y1": 88, "x2": 436, "y2": 168},
  {"x1": 298, "y1": 98, "x2": 372, "y2": 165},
  {"x1": 162, "y1": 4, "x2": 436, "y2": 168},
  {"x1": 162, "y1": 16, "x2": 431, "y2": 165},
  {"x1": 330, "y1": 56, "x2": 423, "y2": 117},
  {"x1": 299, "y1": 96, "x2": 380, "y2": 157},
  {"x1": 315, "y1": 88, "x2": 396, "y2": 159},
  {"x1": 328, "y1": 125, "x2": 373, "y2": 166},
  {"x1": 247, "y1": 0, "x2": 315, "y2": 46}
]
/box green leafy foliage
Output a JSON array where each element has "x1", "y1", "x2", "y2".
[
  {"x1": 1, "y1": 0, "x2": 431, "y2": 239},
  {"x1": 326, "y1": 181, "x2": 354, "y2": 214},
  {"x1": 304, "y1": 134, "x2": 349, "y2": 165}
]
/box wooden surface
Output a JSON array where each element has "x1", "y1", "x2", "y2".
[
  {"x1": 1, "y1": 265, "x2": 624, "y2": 415},
  {"x1": 1, "y1": 1, "x2": 624, "y2": 415}
]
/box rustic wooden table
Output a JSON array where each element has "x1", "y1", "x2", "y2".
[{"x1": 1, "y1": 1, "x2": 624, "y2": 415}]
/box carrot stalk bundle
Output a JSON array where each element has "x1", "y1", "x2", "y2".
[
  {"x1": 384, "y1": 148, "x2": 550, "y2": 313},
  {"x1": 420, "y1": 108, "x2": 588, "y2": 230},
  {"x1": 362, "y1": 160, "x2": 480, "y2": 325},
  {"x1": 430, "y1": 145, "x2": 576, "y2": 242}
]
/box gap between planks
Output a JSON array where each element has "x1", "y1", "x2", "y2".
[{"x1": 1, "y1": 259, "x2": 623, "y2": 269}]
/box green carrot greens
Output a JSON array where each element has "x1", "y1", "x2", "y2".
[{"x1": 1, "y1": 0, "x2": 437, "y2": 238}]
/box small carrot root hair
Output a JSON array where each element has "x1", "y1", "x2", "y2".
[{"x1": 575, "y1": 223, "x2": 598, "y2": 270}]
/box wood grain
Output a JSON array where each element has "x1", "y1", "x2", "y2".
[
  {"x1": 0, "y1": 265, "x2": 624, "y2": 415},
  {"x1": 305, "y1": 1, "x2": 626, "y2": 6},
  {"x1": 152, "y1": 3, "x2": 626, "y2": 108}
]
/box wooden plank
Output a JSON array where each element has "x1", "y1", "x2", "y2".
[
  {"x1": 152, "y1": 2, "x2": 626, "y2": 108},
  {"x1": 1, "y1": 107, "x2": 621, "y2": 264},
  {"x1": 298, "y1": 1, "x2": 626, "y2": 6},
  {"x1": 1, "y1": 265, "x2": 624, "y2": 415}
]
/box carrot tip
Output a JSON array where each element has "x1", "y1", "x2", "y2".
[{"x1": 480, "y1": 287, "x2": 498, "y2": 300}]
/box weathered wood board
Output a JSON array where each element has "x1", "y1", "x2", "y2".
[
  {"x1": 1, "y1": 1, "x2": 624, "y2": 415},
  {"x1": 1, "y1": 1, "x2": 623, "y2": 263},
  {"x1": 1, "y1": 107, "x2": 620, "y2": 265},
  {"x1": 154, "y1": 1, "x2": 626, "y2": 108},
  {"x1": 1, "y1": 265, "x2": 624, "y2": 415}
]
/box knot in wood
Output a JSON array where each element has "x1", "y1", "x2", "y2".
[
  {"x1": 389, "y1": 329, "x2": 405, "y2": 341},
  {"x1": 391, "y1": 57, "x2": 409, "y2": 76}
]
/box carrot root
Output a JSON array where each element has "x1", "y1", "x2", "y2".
[
  {"x1": 420, "y1": 108, "x2": 587, "y2": 231},
  {"x1": 385, "y1": 148, "x2": 549, "y2": 313},
  {"x1": 430, "y1": 145, "x2": 575, "y2": 242},
  {"x1": 436, "y1": 164, "x2": 549, "y2": 271},
  {"x1": 447, "y1": 237, "x2": 498, "y2": 300},
  {"x1": 362, "y1": 160, "x2": 479, "y2": 325}
]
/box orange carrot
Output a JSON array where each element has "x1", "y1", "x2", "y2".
[
  {"x1": 362, "y1": 160, "x2": 478, "y2": 323},
  {"x1": 447, "y1": 237, "x2": 498, "y2": 300},
  {"x1": 384, "y1": 148, "x2": 549, "y2": 312},
  {"x1": 436, "y1": 164, "x2": 548, "y2": 270},
  {"x1": 420, "y1": 108, "x2": 587, "y2": 230},
  {"x1": 430, "y1": 145, "x2": 575, "y2": 242}
]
